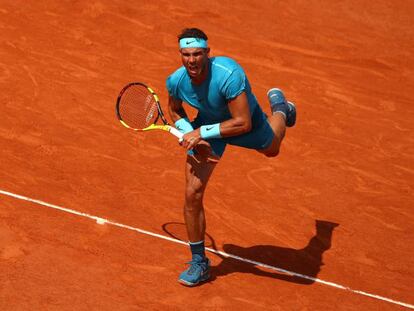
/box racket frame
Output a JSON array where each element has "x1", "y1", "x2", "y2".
[{"x1": 116, "y1": 82, "x2": 183, "y2": 139}]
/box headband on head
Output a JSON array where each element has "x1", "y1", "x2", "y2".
[{"x1": 179, "y1": 37, "x2": 208, "y2": 49}]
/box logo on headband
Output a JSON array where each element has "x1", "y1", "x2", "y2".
[{"x1": 179, "y1": 37, "x2": 208, "y2": 49}]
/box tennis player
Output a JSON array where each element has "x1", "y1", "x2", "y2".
[{"x1": 167, "y1": 28, "x2": 296, "y2": 286}]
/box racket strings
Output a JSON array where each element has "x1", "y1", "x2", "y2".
[{"x1": 118, "y1": 85, "x2": 158, "y2": 129}]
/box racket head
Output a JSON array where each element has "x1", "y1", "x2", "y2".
[{"x1": 116, "y1": 82, "x2": 166, "y2": 130}]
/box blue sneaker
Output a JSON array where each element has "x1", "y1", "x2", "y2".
[
  {"x1": 178, "y1": 257, "x2": 210, "y2": 286},
  {"x1": 267, "y1": 88, "x2": 296, "y2": 127}
]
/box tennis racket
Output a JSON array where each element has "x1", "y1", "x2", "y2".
[{"x1": 115, "y1": 82, "x2": 183, "y2": 140}]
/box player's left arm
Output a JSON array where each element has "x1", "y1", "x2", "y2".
[
  {"x1": 218, "y1": 91, "x2": 252, "y2": 137},
  {"x1": 183, "y1": 91, "x2": 252, "y2": 150}
]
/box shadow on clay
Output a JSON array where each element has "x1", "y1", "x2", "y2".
[{"x1": 162, "y1": 220, "x2": 339, "y2": 285}]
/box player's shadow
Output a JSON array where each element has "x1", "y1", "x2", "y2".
[
  {"x1": 162, "y1": 220, "x2": 338, "y2": 285},
  {"x1": 214, "y1": 220, "x2": 339, "y2": 284}
]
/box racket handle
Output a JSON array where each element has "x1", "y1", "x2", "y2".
[{"x1": 169, "y1": 126, "x2": 184, "y2": 140}]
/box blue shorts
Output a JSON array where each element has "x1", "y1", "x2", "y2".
[{"x1": 191, "y1": 105, "x2": 275, "y2": 157}]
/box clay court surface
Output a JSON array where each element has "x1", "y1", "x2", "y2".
[{"x1": 0, "y1": 1, "x2": 413, "y2": 310}]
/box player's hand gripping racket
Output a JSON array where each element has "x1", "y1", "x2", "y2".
[
  {"x1": 115, "y1": 82, "x2": 183, "y2": 140},
  {"x1": 116, "y1": 82, "x2": 220, "y2": 163}
]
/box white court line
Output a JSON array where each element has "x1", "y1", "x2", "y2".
[{"x1": 1, "y1": 188, "x2": 413, "y2": 310}]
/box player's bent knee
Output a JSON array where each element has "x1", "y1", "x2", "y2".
[
  {"x1": 263, "y1": 148, "x2": 280, "y2": 158},
  {"x1": 258, "y1": 136, "x2": 282, "y2": 158}
]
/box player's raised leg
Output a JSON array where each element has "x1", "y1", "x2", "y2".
[
  {"x1": 178, "y1": 155, "x2": 217, "y2": 286},
  {"x1": 260, "y1": 88, "x2": 296, "y2": 157}
]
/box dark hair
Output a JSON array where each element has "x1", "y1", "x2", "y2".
[{"x1": 178, "y1": 28, "x2": 208, "y2": 41}]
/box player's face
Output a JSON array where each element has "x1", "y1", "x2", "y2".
[{"x1": 180, "y1": 47, "x2": 210, "y2": 81}]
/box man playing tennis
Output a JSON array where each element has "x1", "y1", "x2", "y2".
[{"x1": 167, "y1": 28, "x2": 296, "y2": 286}]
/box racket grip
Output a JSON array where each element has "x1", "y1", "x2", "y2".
[{"x1": 169, "y1": 126, "x2": 184, "y2": 140}]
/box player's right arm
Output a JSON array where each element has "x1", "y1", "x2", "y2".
[
  {"x1": 166, "y1": 72, "x2": 191, "y2": 125},
  {"x1": 168, "y1": 95, "x2": 198, "y2": 141},
  {"x1": 168, "y1": 95, "x2": 218, "y2": 162},
  {"x1": 168, "y1": 95, "x2": 188, "y2": 123}
]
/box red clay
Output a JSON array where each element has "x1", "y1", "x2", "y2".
[{"x1": 0, "y1": 1, "x2": 413, "y2": 310}]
